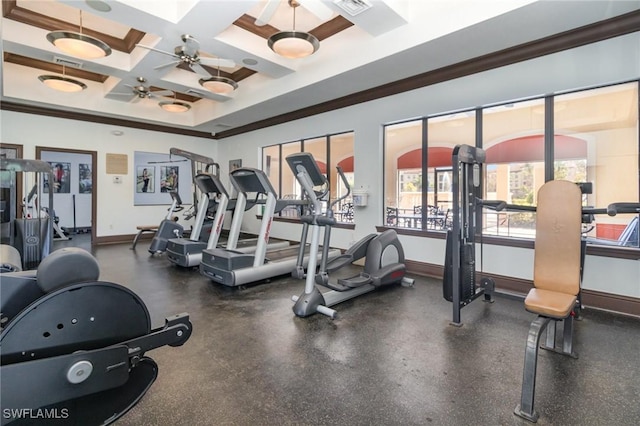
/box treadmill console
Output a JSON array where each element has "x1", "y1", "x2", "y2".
[
  {"x1": 230, "y1": 168, "x2": 277, "y2": 195},
  {"x1": 285, "y1": 153, "x2": 326, "y2": 186},
  {"x1": 194, "y1": 173, "x2": 228, "y2": 197}
]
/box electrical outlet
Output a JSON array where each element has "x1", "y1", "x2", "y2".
[{"x1": 113, "y1": 176, "x2": 122, "y2": 184}]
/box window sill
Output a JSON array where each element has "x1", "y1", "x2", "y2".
[{"x1": 377, "y1": 226, "x2": 640, "y2": 259}]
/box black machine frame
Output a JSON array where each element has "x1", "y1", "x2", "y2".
[
  {"x1": 442, "y1": 144, "x2": 495, "y2": 326},
  {"x1": 0, "y1": 158, "x2": 55, "y2": 270}
]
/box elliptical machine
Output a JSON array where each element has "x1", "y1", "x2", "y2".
[
  {"x1": 287, "y1": 152, "x2": 414, "y2": 319},
  {"x1": 0, "y1": 247, "x2": 192, "y2": 425},
  {"x1": 148, "y1": 191, "x2": 185, "y2": 253}
]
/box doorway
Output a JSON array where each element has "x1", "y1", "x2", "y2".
[{"x1": 36, "y1": 147, "x2": 97, "y2": 245}]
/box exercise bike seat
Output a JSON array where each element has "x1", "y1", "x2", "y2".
[{"x1": 1, "y1": 248, "x2": 100, "y2": 325}]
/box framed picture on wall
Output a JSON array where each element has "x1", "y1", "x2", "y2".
[
  {"x1": 229, "y1": 159, "x2": 242, "y2": 172},
  {"x1": 133, "y1": 151, "x2": 191, "y2": 206},
  {"x1": 79, "y1": 163, "x2": 92, "y2": 194},
  {"x1": 0, "y1": 146, "x2": 19, "y2": 160},
  {"x1": 136, "y1": 166, "x2": 155, "y2": 193},
  {"x1": 44, "y1": 162, "x2": 71, "y2": 193},
  {"x1": 160, "y1": 166, "x2": 179, "y2": 193}
]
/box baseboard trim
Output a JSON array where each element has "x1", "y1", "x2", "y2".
[
  {"x1": 405, "y1": 260, "x2": 640, "y2": 318},
  {"x1": 94, "y1": 234, "x2": 137, "y2": 245}
]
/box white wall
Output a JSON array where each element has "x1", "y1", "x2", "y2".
[
  {"x1": 217, "y1": 32, "x2": 640, "y2": 298},
  {"x1": 0, "y1": 114, "x2": 216, "y2": 237}
]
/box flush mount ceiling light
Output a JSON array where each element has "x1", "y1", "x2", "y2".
[
  {"x1": 199, "y1": 62, "x2": 238, "y2": 95},
  {"x1": 47, "y1": 10, "x2": 111, "y2": 59},
  {"x1": 267, "y1": 0, "x2": 320, "y2": 59},
  {"x1": 159, "y1": 94, "x2": 191, "y2": 113},
  {"x1": 38, "y1": 65, "x2": 87, "y2": 92}
]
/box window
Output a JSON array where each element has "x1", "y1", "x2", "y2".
[
  {"x1": 555, "y1": 83, "x2": 639, "y2": 248},
  {"x1": 384, "y1": 120, "x2": 422, "y2": 228},
  {"x1": 384, "y1": 112, "x2": 475, "y2": 230},
  {"x1": 329, "y1": 133, "x2": 354, "y2": 223},
  {"x1": 382, "y1": 81, "x2": 639, "y2": 250},
  {"x1": 427, "y1": 112, "x2": 475, "y2": 229},
  {"x1": 482, "y1": 99, "x2": 545, "y2": 238},
  {"x1": 261, "y1": 132, "x2": 355, "y2": 223}
]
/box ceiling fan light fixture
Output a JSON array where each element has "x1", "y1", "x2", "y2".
[
  {"x1": 268, "y1": 31, "x2": 319, "y2": 59},
  {"x1": 38, "y1": 74, "x2": 87, "y2": 92},
  {"x1": 46, "y1": 10, "x2": 111, "y2": 59},
  {"x1": 47, "y1": 31, "x2": 111, "y2": 59},
  {"x1": 199, "y1": 76, "x2": 238, "y2": 94},
  {"x1": 159, "y1": 100, "x2": 191, "y2": 113}
]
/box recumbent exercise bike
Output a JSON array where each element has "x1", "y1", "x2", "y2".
[{"x1": 0, "y1": 247, "x2": 192, "y2": 425}]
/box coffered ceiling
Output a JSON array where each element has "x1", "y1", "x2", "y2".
[{"x1": 2, "y1": 0, "x2": 640, "y2": 139}]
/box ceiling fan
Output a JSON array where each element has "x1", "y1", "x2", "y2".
[
  {"x1": 255, "y1": 0, "x2": 333, "y2": 26},
  {"x1": 112, "y1": 77, "x2": 174, "y2": 103},
  {"x1": 136, "y1": 34, "x2": 235, "y2": 77}
]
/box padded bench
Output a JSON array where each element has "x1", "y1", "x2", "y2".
[
  {"x1": 514, "y1": 180, "x2": 582, "y2": 423},
  {"x1": 130, "y1": 225, "x2": 158, "y2": 250}
]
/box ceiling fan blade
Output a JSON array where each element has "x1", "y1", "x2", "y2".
[
  {"x1": 181, "y1": 34, "x2": 200, "y2": 57},
  {"x1": 191, "y1": 63, "x2": 212, "y2": 77},
  {"x1": 136, "y1": 44, "x2": 177, "y2": 58},
  {"x1": 131, "y1": 96, "x2": 143, "y2": 103},
  {"x1": 154, "y1": 60, "x2": 182, "y2": 70},
  {"x1": 298, "y1": 0, "x2": 334, "y2": 20},
  {"x1": 255, "y1": 0, "x2": 280, "y2": 26},
  {"x1": 152, "y1": 90, "x2": 175, "y2": 98},
  {"x1": 111, "y1": 92, "x2": 134, "y2": 97},
  {"x1": 200, "y1": 57, "x2": 236, "y2": 69}
]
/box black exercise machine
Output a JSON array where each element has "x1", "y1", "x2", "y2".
[
  {"x1": 1, "y1": 159, "x2": 54, "y2": 270},
  {"x1": 147, "y1": 191, "x2": 185, "y2": 253},
  {"x1": 287, "y1": 152, "x2": 414, "y2": 319},
  {"x1": 147, "y1": 148, "x2": 219, "y2": 254},
  {"x1": 0, "y1": 247, "x2": 192, "y2": 425},
  {"x1": 441, "y1": 146, "x2": 640, "y2": 421},
  {"x1": 442, "y1": 145, "x2": 495, "y2": 326}
]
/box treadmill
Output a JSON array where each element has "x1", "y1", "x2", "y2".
[
  {"x1": 166, "y1": 173, "x2": 288, "y2": 268},
  {"x1": 199, "y1": 167, "x2": 341, "y2": 287},
  {"x1": 165, "y1": 173, "x2": 218, "y2": 267}
]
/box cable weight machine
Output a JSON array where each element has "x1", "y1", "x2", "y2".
[
  {"x1": 442, "y1": 144, "x2": 639, "y2": 328},
  {"x1": 442, "y1": 144, "x2": 495, "y2": 326}
]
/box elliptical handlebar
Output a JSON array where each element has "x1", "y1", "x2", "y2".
[
  {"x1": 329, "y1": 165, "x2": 351, "y2": 210},
  {"x1": 477, "y1": 199, "x2": 507, "y2": 211}
]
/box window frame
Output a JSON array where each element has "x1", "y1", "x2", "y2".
[{"x1": 380, "y1": 80, "x2": 640, "y2": 259}]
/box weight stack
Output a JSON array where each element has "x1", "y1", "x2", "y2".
[
  {"x1": 442, "y1": 229, "x2": 476, "y2": 303},
  {"x1": 14, "y1": 218, "x2": 49, "y2": 270}
]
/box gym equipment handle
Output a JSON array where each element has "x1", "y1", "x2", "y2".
[{"x1": 606, "y1": 202, "x2": 640, "y2": 216}]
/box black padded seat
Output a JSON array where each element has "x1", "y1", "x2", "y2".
[{"x1": 37, "y1": 247, "x2": 100, "y2": 293}]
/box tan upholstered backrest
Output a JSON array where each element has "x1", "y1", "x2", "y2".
[{"x1": 533, "y1": 180, "x2": 582, "y2": 296}]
